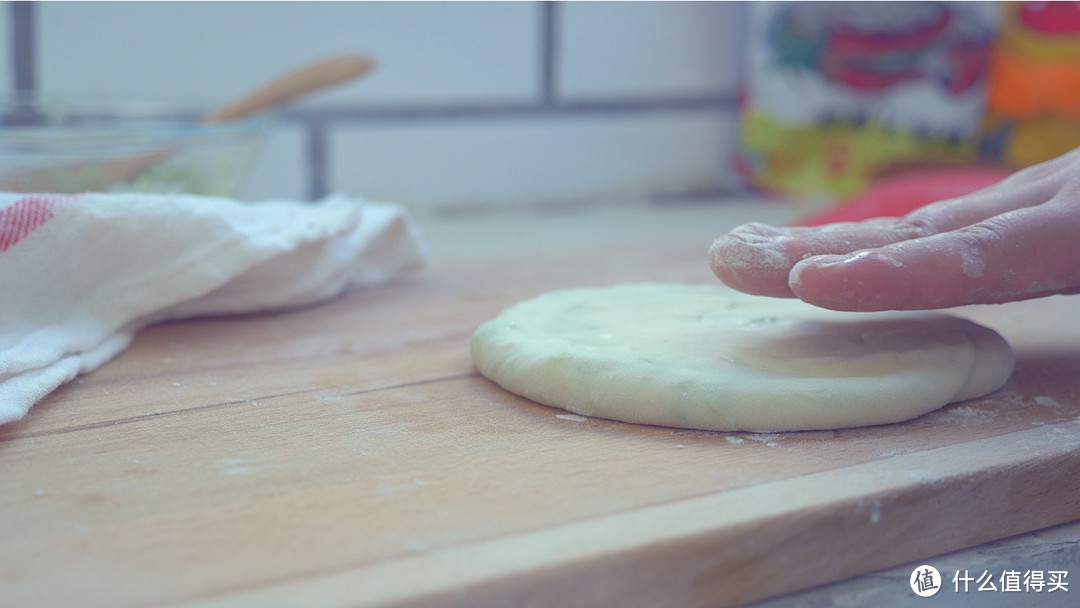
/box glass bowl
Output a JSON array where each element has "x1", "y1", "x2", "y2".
[{"x1": 0, "y1": 98, "x2": 269, "y2": 197}]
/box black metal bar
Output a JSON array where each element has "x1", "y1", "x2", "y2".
[
  {"x1": 306, "y1": 123, "x2": 328, "y2": 200},
  {"x1": 11, "y1": 1, "x2": 35, "y2": 95},
  {"x1": 540, "y1": 1, "x2": 557, "y2": 105},
  {"x1": 279, "y1": 93, "x2": 738, "y2": 125}
]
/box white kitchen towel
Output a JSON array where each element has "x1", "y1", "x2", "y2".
[{"x1": 0, "y1": 192, "x2": 426, "y2": 425}]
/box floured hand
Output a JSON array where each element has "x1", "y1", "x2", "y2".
[{"x1": 708, "y1": 147, "x2": 1080, "y2": 311}]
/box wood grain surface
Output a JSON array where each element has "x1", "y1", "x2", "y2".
[{"x1": 2, "y1": 201, "x2": 1078, "y2": 608}]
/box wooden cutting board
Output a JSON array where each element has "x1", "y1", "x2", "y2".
[{"x1": 1, "y1": 201, "x2": 1078, "y2": 608}]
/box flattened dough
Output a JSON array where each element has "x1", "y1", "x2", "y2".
[{"x1": 470, "y1": 283, "x2": 1014, "y2": 432}]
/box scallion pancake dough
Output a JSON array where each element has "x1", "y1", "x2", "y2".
[{"x1": 470, "y1": 283, "x2": 1014, "y2": 432}]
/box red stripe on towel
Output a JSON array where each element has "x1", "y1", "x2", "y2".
[{"x1": 0, "y1": 195, "x2": 79, "y2": 253}]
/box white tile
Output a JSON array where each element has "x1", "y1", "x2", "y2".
[
  {"x1": 329, "y1": 110, "x2": 737, "y2": 209},
  {"x1": 38, "y1": 2, "x2": 540, "y2": 108},
  {"x1": 558, "y1": 2, "x2": 743, "y2": 100},
  {"x1": 239, "y1": 125, "x2": 306, "y2": 202}
]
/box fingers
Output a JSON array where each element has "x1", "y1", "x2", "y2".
[
  {"x1": 707, "y1": 223, "x2": 803, "y2": 297},
  {"x1": 708, "y1": 219, "x2": 915, "y2": 297},
  {"x1": 788, "y1": 199, "x2": 1080, "y2": 311},
  {"x1": 709, "y1": 167, "x2": 1063, "y2": 299}
]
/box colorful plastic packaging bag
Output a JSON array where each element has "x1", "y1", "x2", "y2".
[
  {"x1": 738, "y1": 2, "x2": 1000, "y2": 200},
  {"x1": 984, "y1": 2, "x2": 1080, "y2": 168}
]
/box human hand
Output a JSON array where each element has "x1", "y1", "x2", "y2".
[{"x1": 708, "y1": 147, "x2": 1080, "y2": 311}]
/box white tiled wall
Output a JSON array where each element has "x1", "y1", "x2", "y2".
[
  {"x1": 558, "y1": 2, "x2": 740, "y2": 100},
  {"x1": 24, "y1": 1, "x2": 744, "y2": 209},
  {"x1": 37, "y1": 2, "x2": 541, "y2": 106},
  {"x1": 332, "y1": 110, "x2": 736, "y2": 207}
]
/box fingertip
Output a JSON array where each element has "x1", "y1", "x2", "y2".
[
  {"x1": 788, "y1": 254, "x2": 854, "y2": 311},
  {"x1": 789, "y1": 251, "x2": 912, "y2": 312},
  {"x1": 787, "y1": 254, "x2": 841, "y2": 294},
  {"x1": 707, "y1": 234, "x2": 796, "y2": 297}
]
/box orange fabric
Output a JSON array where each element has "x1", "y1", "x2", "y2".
[{"x1": 988, "y1": 49, "x2": 1080, "y2": 118}]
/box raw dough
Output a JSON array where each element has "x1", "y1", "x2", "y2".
[{"x1": 470, "y1": 283, "x2": 1014, "y2": 432}]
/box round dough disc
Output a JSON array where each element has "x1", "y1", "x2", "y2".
[{"x1": 470, "y1": 283, "x2": 1014, "y2": 432}]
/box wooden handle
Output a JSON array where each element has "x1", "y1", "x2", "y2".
[{"x1": 202, "y1": 55, "x2": 376, "y2": 123}]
